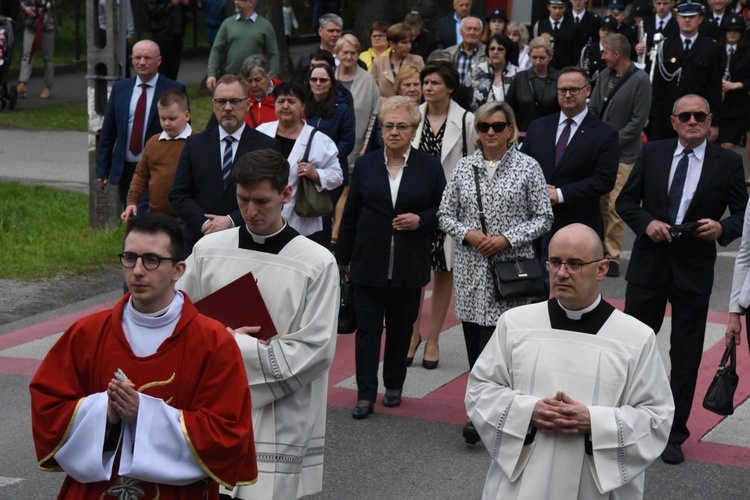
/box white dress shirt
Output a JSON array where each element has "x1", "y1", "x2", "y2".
[
  {"x1": 126, "y1": 73, "x2": 159, "y2": 163},
  {"x1": 668, "y1": 140, "x2": 706, "y2": 225}
]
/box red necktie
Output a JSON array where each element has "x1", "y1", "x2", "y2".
[{"x1": 129, "y1": 83, "x2": 148, "y2": 156}]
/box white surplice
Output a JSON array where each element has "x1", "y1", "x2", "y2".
[
  {"x1": 466, "y1": 301, "x2": 674, "y2": 500},
  {"x1": 177, "y1": 226, "x2": 339, "y2": 500}
]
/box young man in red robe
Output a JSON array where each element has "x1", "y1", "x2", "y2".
[{"x1": 30, "y1": 213, "x2": 257, "y2": 499}]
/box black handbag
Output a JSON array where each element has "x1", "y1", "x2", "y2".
[
  {"x1": 472, "y1": 164, "x2": 546, "y2": 301},
  {"x1": 702, "y1": 342, "x2": 739, "y2": 416},
  {"x1": 337, "y1": 272, "x2": 357, "y2": 334},
  {"x1": 294, "y1": 129, "x2": 334, "y2": 218}
]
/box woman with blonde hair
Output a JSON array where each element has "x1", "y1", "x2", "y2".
[
  {"x1": 506, "y1": 21, "x2": 531, "y2": 70},
  {"x1": 438, "y1": 100, "x2": 553, "y2": 443}
]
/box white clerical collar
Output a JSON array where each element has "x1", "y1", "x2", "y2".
[
  {"x1": 236, "y1": 12, "x2": 258, "y2": 21},
  {"x1": 675, "y1": 139, "x2": 706, "y2": 161},
  {"x1": 127, "y1": 290, "x2": 183, "y2": 321},
  {"x1": 560, "y1": 107, "x2": 587, "y2": 127},
  {"x1": 246, "y1": 220, "x2": 288, "y2": 244},
  {"x1": 219, "y1": 122, "x2": 246, "y2": 143},
  {"x1": 159, "y1": 122, "x2": 192, "y2": 141},
  {"x1": 559, "y1": 295, "x2": 601, "y2": 320}
]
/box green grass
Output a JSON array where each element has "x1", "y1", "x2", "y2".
[
  {"x1": 0, "y1": 101, "x2": 87, "y2": 131},
  {"x1": 0, "y1": 182, "x2": 124, "y2": 279}
]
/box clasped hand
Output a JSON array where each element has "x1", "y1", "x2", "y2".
[
  {"x1": 107, "y1": 378, "x2": 139, "y2": 425},
  {"x1": 531, "y1": 391, "x2": 591, "y2": 434}
]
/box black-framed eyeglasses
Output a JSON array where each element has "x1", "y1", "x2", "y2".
[
  {"x1": 213, "y1": 98, "x2": 246, "y2": 107},
  {"x1": 309, "y1": 77, "x2": 331, "y2": 84},
  {"x1": 556, "y1": 85, "x2": 589, "y2": 96},
  {"x1": 545, "y1": 258, "x2": 602, "y2": 274},
  {"x1": 477, "y1": 121, "x2": 509, "y2": 133},
  {"x1": 383, "y1": 123, "x2": 412, "y2": 132},
  {"x1": 118, "y1": 252, "x2": 180, "y2": 270},
  {"x1": 673, "y1": 111, "x2": 708, "y2": 123}
]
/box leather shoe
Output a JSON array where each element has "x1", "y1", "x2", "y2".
[
  {"x1": 422, "y1": 344, "x2": 439, "y2": 370},
  {"x1": 463, "y1": 420, "x2": 480, "y2": 445},
  {"x1": 606, "y1": 261, "x2": 620, "y2": 277},
  {"x1": 351, "y1": 400, "x2": 374, "y2": 420},
  {"x1": 661, "y1": 443, "x2": 684, "y2": 464},
  {"x1": 382, "y1": 389, "x2": 402, "y2": 407}
]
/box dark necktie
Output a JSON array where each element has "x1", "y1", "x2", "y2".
[
  {"x1": 222, "y1": 136, "x2": 236, "y2": 188},
  {"x1": 684, "y1": 38, "x2": 691, "y2": 52},
  {"x1": 555, "y1": 118, "x2": 574, "y2": 167},
  {"x1": 574, "y1": 17, "x2": 580, "y2": 24},
  {"x1": 658, "y1": 20, "x2": 664, "y2": 32},
  {"x1": 129, "y1": 83, "x2": 148, "y2": 156},
  {"x1": 554, "y1": 21, "x2": 560, "y2": 31},
  {"x1": 667, "y1": 149, "x2": 692, "y2": 224}
]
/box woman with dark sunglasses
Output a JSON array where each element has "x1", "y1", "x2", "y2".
[
  {"x1": 438, "y1": 101, "x2": 553, "y2": 445},
  {"x1": 465, "y1": 33, "x2": 519, "y2": 111}
]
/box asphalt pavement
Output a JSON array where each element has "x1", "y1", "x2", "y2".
[{"x1": 1, "y1": 52, "x2": 750, "y2": 499}]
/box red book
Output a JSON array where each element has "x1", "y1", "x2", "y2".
[{"x1": 194, "y1": 271, "x2": 277, "y2": 341}]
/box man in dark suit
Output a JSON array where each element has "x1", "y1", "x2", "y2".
[
  {"x1": 169, "y1": 74, "x2": 279, "y2": 254},
  {"x1": 650, "y1": 0, "x2": 723, "y2": 140},
  {"x1": 435, "y1": 0, "x2": 473, "y2": 49},
  {"x1": 635, "y1": 0, "x2": 680, "y2": 67},
  {"x1": 616, "y1": 94, "x2": 748, "y2": 465},
  {"x1": 699, "y1": 0, "x2": 732, "y2": 40},
  {"x1": 521, "y1": 67, "x2": 619, "y2": 239},
  {"x1": 533, "y1": 0, "x2": 577, "y2": 69},
  {"x1": 96, "y1": 39, "x2": 186, "y2": 208},
  {"x1": 568, "y1": 0, "x2": 602, "y2": 57}
]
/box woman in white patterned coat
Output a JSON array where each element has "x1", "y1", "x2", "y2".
[{"x1": 438, "y1": 100, "x2": 553, "y2": 444}]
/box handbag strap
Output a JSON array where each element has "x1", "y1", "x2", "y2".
[
  {"x1": 461, "y1": 109, "x2": 470, "y2": 157},
  {"x1": 472, "y1": 163, "x2": 488, "y2": 235},
  {"x1": 721, "y1": 342, "x2": 737, "y2": 372},
  {"x1": 301, "y1": 128, "x2": 317, "y2": 163}
]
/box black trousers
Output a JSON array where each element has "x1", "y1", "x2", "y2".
[
  {"x1": 353, "y1": 284, "x2": 421, "y2": 402},
  {"x1": 462, "y1": 321, "x2": 496, "y2": 370},
  {"x1": 625, "y1": 280, "x2": 710, "y2": 445}
]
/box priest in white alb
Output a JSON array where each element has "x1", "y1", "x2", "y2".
[
  {"x1": 177, "y1": 149, "x2": 340, "y2": 500},
  {"x1": 466, "y1": 223, "x2": 674, "y2": 500}
]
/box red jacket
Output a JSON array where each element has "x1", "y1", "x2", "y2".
[{"x1": 246, "y1": 77, "x2": 282, "y2": 128}]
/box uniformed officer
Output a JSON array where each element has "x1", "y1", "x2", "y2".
[
  {"x1": 580, "y1": 15, "x2": 619, "y2": 86},
  {"x1": 567, "y1": 0, "x2": 601, "y2": 58},
  {"x1": 649, "y1": 0, "x2": 723, "y2": 140},
  {"x1": 533, "y1": 0, "x2": 576, "y2": 69}
]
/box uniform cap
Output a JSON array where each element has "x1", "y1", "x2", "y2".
[
  {"x1": 676, "y1": 0, "x2": 704, "y2": 16},
  {"x1": 487, "y1": 8, "x2": 508, "y2": 23}
]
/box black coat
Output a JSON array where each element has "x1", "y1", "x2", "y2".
[
  {"x1": 521, "y1": 111, "x2": 619, "y2": 237},
  {"x1": 169, "y1": 125, "x2": 280, "y2": 253},
  {"x1": 434, "y1": 14, "x2": 458, "y2": 49},
  {"x1": 533, "y1": 17, "x2": 576, "y2": 69},
  {"x1": 505, "y1": 68, "x2": 561, "y2": 132},
  {"x1": 720, "y1": 43, "x2": 750, "y2": 120},
  {"x1": 616, "y1": 140, "x2": 747, "y2": 294},
  {"x1": 568, "y1": 10, "x2": 601, "y2": 57}
]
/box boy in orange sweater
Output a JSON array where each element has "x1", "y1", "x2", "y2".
[{"x1": 121, "y1": 89, "x2": 194, "y2": 220}]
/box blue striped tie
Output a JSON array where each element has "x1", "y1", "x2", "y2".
[
  {"x1": 221, "y1": 136, "x2": 236, "y2": 189},
  {"x1": 667, "y1": 149, "x2": 692, "y2": 224}
]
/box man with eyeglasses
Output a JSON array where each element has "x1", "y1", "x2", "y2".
[
  {"x1": 466, "y1": 222, "x2": 674, "y2": 499},
  {"x1": 521, "y1": 66, "x2": 618, "y2": 257},
  {"x1": 30, "y1": 212, "x2": 257, "y2": 498},
  {"x1": 649, "y1": 0, "x2": 723, "y2": 141},
  {"x1": 178, "y1": 149, "x2": 340, "y2": 499},
  {"x1": 170, "y1": 74, "x2": 279, "y2": 254},
  {"x1": 96, "y1": 40, "x2": 186, "y2": 210},
  {"x1": 206, "y1": 0, "x2": 280, "y2": 92},
  {"x1": 617, "y1": 93, "x2": 747, "y2": 465}
]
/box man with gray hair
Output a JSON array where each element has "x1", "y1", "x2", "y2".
[
  {"x1": 206, "y1": 0, "x2": 279, "y2": 91},
  {"x1": 295, "y1": 13, "x2": 342, "y2": 82},
  {"x1": 617, "y1": 93, "x2": 747, "y2": 465},
  {"x1": 589, "y1": 33, "x2": 651, "y2": 278},
  {"x1": 446, "y1": 16, "x2": 486, "y2": 85}
]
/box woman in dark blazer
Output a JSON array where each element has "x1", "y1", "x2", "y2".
[{"x1": 336, "y1": 96, "x2": 446, "y2": 419}]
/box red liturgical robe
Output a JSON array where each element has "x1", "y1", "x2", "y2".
[{"x1": 30, "y1": 293, "x2": 257, "y2": 499}]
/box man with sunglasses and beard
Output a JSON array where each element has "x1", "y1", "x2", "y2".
[{"x1": 617, "y1": 94, "x2": 747, "y2": 465}]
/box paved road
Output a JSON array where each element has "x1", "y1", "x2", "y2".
[{"x1": 1, "y1": 52, "x2": 750, "y2": 499}]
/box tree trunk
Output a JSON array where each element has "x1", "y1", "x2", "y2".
[{"x1": 257, "y1": 0, "x2": 293, "y2": 79}]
